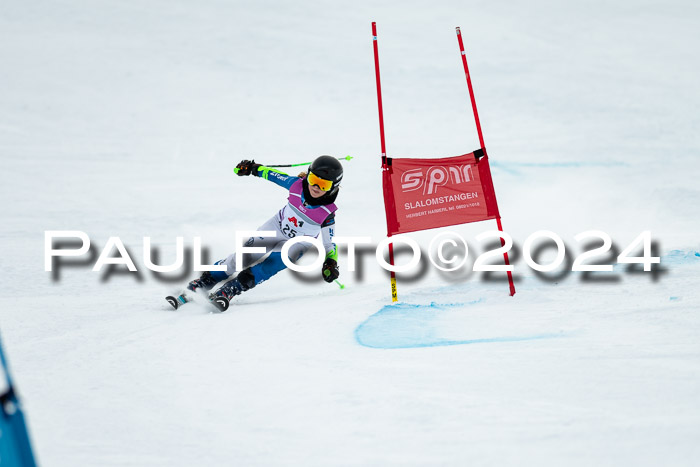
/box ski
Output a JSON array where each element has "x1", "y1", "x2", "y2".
[
  {"x1": 165, "y1": 293, "x2": 191, "y2": 310},
  {"x1": 165, "y1": 291, "x2": 230, "y2": 312},
  {"x1": 209, "y1": 295, "x2": 230, "y2": 312}
]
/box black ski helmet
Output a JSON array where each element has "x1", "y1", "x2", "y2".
[{"x1": 308, "y1": 155, "x2": 343, "y2": 195}]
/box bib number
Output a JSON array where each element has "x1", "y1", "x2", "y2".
[{"x1": 282, "y1": 224, "x2": 297, "y2": 238}]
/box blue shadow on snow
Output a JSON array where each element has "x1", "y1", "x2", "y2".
[
  {"x1": 355, "y1": 301, "x2": 562, "y2": 349},
  {"x1": 661, "y1": 250, "x2": 700, "y2": 266},
  {"x1": 490, "y1": 160, "x2": 628, "y2": 175}
]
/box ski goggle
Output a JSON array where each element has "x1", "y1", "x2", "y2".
[{"x1": 307, "y1": 171, "x2": 334, "y2": 191}]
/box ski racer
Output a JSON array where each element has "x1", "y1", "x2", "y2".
[{"x1": 169, "y1": 155, "x2": 342, "y2": 311}]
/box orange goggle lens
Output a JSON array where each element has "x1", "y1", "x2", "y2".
[{"x1": 307, "y1": 171, "x2": 334, "y2": 191}]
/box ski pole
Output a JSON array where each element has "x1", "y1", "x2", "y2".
[
  {"x1": 234, "y1": 155, "x2": 353, "y2": 173},
  {"x1": 334, "y1": 279, "x2": 345, "y2": 290},
  {"x1": 266, "y1": 155, "x2": 353, "y2": 168}
]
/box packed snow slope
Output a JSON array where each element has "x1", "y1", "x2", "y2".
[{"x1": 1, "y1": 0, "x2": 699, "y2": 466}]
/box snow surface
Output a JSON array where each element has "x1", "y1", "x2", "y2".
[{"x1": 1, "y1": 0, "x2": 699, "y2": 465}]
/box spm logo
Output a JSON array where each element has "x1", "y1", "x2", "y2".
[{"x1": 400, "y1": 165, "x2": 475, "y2": 195}]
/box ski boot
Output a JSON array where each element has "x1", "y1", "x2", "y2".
[
  {"x1": 187, "y1": 271, "x2": 222, "y2": 292},
  {"x1": 209, "y1": 269, "x2": 256, "y2": 311}
]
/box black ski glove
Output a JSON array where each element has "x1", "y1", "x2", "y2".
[
  {"x1": 235, "y1": 159, "x2": 262, "y2": 176},
  {"x1": 322, "y1": 258, "x2": 339, "y2": 283}
]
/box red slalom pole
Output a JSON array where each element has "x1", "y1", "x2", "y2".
[
  {"x1": 372, "y1": 22, "x2": 388, "y2": 168},
  {"x1": 456, "y1": 27, "x2": 516, "y2": 296},
  {"x1": 373, "y1": 22, "x2": 398, "y2": 302},
  {"x1": 456, "y1": 27, "x2": 485, "y2": 150}
]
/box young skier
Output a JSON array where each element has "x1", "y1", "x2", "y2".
[{"x1": 167, "y1": 155, "x2": 342, "y2": 311}]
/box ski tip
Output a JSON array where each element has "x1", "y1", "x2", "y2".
[
  {"x1": 211, "y1": 296, "x2": 230, "y2": 312},
  {"x1": 165, "y1": 296, "x2": 179, "y2": 310}
]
